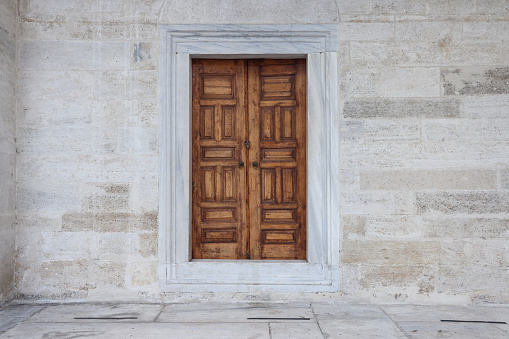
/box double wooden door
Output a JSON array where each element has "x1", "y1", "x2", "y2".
[{"x1": 192, "y1": 59, "x2": 306, "y2": 260}]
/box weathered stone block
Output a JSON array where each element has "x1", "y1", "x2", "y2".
[
  {"x1": 341, "y1": 142, "x2": 413, "y2": 169},
  {"x1": 336, "y1": 0, "x2": 372, "y2": 14},
  {"x1": 372, "y1": 0, "x2": 426, "y2": 14},
  {"x1": 427, "y1": 0, "x2": 476, "y2": 15},
  {"x1": 364, "y1": 120, "x2": 420, "y2": 142},
  {"x1": 139, "y1": 233, "x2": 157, "y2": 258},
  {"x1": 441, "y1": 240, "x2": 509, "y2": 267},
  {"x1": 437, "y1": 265, "x2": 509, "y2": 295},
  {"x1": 98, "y1": 15, "x2": 129, "y2": 41},
  {"x1": 129, "y1": 261, "x2": 156, "y2": 286},
  {"x1": 349, "y1": 42, "x2": 395, "y2": 67},
  {"x1": 395, "y1": 21, "x2": 462, "y2": 41},
  {"x1": 61, "y1": 213, "x2": 94, "y2": 232},
  {"x1": 138, "y1": 100, "x2": 158, "y2": 126},
  {"x1": 463, "y1": 95, "x2": 509, "y2": 119},
  {"x1": 94, "y1": 212, "x2": 132, "y2": 232},
  {"x1": 38, "y1": 232, "x2": 94, "y2": 261},
  {"x1": 339, "y1": 22, "x2": 394, "y2": 41},
  {"x1": 359, "y1": 265, "x2": 435, "y2": 292},
  {"x1": 131, "y1": 181, "x2": 159, "y2": 212},
  {"x1": 380, "y1": 67, "x2": 440, "y2": 97},
  {"x1": 360, "y1": 169, "x2": 497, "y2": 190},
  {"x1": 17, "y1": 260, "x2": 126, "y2": 297},
  {"x1": 340, "y1": 192, "x2": 414, "y2": 215},
  {"x1": 131, "y1": 42, "x2": 156, "y2": 70},
  {"x1": 81, "y1": 183, "x2": 131, "y2": 212},
  {"x1": 422, "y1": 119, "x2": 509, "y2": 142},
  {"x1": 348, "y1": 41, "x2": 499, "y2": 67},
  {"x1": 101, "y1": 42, "x2": 129, "y2": 70},
  {"x1": 17, "y1": 155, "x2": 93, "y2": 183},
  {"x1": 18, "y1": 99, "x2": 94, "y2": 128},
  {"x1": 342, "y1": 240, "x2": 441, "y2": 265},
  {"x1": 339, "y1": 68, "x2": 380, "y2": 97},
  {"x1": 423, "y1": 217, "x2": 509, "y2": 239},
  {"x1": 442, "y1": 67, "x2": 509, "y2": 95},
  {"x1": 340, "y1": 120, "x2": 364, "y2": 141},
  {"x1": 443, "y1": 42, "x2": 502, "y2": 66},
  {"x1": 475, "y1": 0, "x2": 509, "y2": 14},
  {"x1": 16, "y1": 127, "x2": 116, "y2": 155},
  {"x1": 413, "y1": 141, "x2": 509, "y2": 168},
  {"x1": 17, "y1": 184, "x2": 81, "y2": 213},
  {"x1": 127, "y1": 0, "x2": 166, "y2": 22},
  {"x1": 97, "y1": 233, "x2": 137, "y2": 260},
  {"x1": 339, "y1": 170, "x2": 360, "y2": 191},
  {"x1": 158, "y1": 0, "x2": 338, "y2": 25},
  {"x1": 94, "y1": 71, "x2": 128, "y2": 99},
  {"x1": 130, "y1": 70, "x2": 158, "y2": 98},
  {"x1": 343, "y1": 98, "x2": 460, "y2": 118},
  {"x1": 61, "y1": 212, "x2": 157, "y2": 233},
  {"x1": 118, "y1": 127, "x2": 158, "y2": 154},
  {"x1": 20, "y1": 41, "x2": 98, "y2": 71},
  {"x1": 26, "y1": 0, "x2": 124, "y2": 14},
  {"x1": 416, "y1": 192, "x2": 509, "y2": 214},
  {"x1": 364, "y1": 216, "x2": 422, "y2": 239},
  {"x1": 93, "y1": 100, "x2": 137, "y2": 127},
  {"x1": 342, "y1": 215, "x2": 367, "y2": 239},
  {"x1": 19, "y1": 71, "x2": 94, "y2": 100},
  {"x1": 19, "y1": 13, "x2": 94, "y2": 41},
  {"x1": 463, "y1": 22, "x2": 509, "y2": 41}
]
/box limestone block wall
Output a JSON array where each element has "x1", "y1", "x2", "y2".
[
  {"x1": 0, "y1": 0, "x2": 17, "y2": 305},
  {"x1": 13, "y1": 0, "x2": 509, "y2": 303},
  {"x1": 337, "y1": 1, "x2": 509, "y2": 304}
]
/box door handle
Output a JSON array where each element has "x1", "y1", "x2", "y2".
[
  {"x1": 252, "y1": 161, "x2": 258, "y2": 168},
  {"x1": 239, "y1": 161, "x2": 244, "y2": 167}
]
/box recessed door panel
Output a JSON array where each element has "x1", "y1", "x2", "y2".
[{"x1": 192, "y1": 59, "x2": 306, "y2": 260}]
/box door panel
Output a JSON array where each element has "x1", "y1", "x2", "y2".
[
  {"x1": 192, "y1": 59, "x2": 247, "y2": 259},
  {"x1": 248, "y1": 59, "x2": 306, "y2": 260},
  {"x1": 192, "y1": 59, "x2": 306, "y2": 260}
]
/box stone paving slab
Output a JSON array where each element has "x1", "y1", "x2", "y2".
[
  {"x1": 398, "y1": 321, "x2": 509, "y2": 339},
  {"x1": 0, "y1": 304, "x2": 46, "y2": 335},
  {"x1": 496, "y1": 324, "x2": 509, "y2": 335},
  {"x1": 318, "y1": 318, "x2": 407, "y2": 338},
  {"x1": 1, "y1": 302, "x2": 509, "y2": 339},
  {"x1": 269, "y1": 322, "x2": 323, "y2": 339},
  {"x1": 0, "y1": 322, "x2": 271, "y2": 339},
  {"x1": 312, "y1": 303, "x2": 390, "y2": 320},
  {"x1": 27, "y1": 303, "x2": 163, "y2": 323},
  {"x1": 468, "y1": 306, "x2": 509, "y2": 323},
  {"x1": 157, "y1": 302, "x2": 314, "y2": 323},
  {"x1": 381, "y1": 304, "x2": 491, "y2": 322}
]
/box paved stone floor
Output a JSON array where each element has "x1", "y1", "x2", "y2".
[{"x1": 0, "y1": 302, "x2": 508, "y2": 338}]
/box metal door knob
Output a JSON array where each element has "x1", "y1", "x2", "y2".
[
  {"x1": 239, "y1": 161, "x2": 244, "y2": 167},
  {"x1": 252, "y1": 161, "x2": 258, "y2": 168}
]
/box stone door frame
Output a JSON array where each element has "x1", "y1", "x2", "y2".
[{"x1": 159, "y1": 24, "x2": 339, "y2": 292}]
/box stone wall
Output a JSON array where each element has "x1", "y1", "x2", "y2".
[
  {"x1": 14, "y1": 0, "x2": 509, "y2": 303},
  {"x1": 0, "y1": 0, "x2": 17, "y2": 305}
]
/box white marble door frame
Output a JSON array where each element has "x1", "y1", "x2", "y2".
[{"x1": 159, "y1": 24, "x2": 339, "y2": 292}]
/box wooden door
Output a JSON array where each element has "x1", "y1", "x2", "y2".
[{"x1": 192, "y1": 59, "x2": 306, "y2": 260}]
